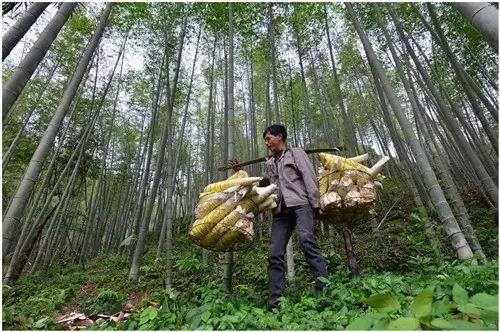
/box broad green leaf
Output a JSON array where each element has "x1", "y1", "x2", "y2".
[
  {"x1": 372, "y1": 317, "x2": 390, "y2": 330},
  {"x1": 346, "y1": 315, "x2": 375, "y2": 330},
  {"x1": 418, "y1": 316, "x2": 432, "y2": 329},
  {"x1": 387, "y1": 317, "x2": 421, "y2": 330},
  {"x1": 430, "y1": 318, "x2": 454, "y2": 330},
  {"x1": 452, "y1": 283, "x2": 468, "y2": 305},
  {"x1": 469, "y1": 293, "x2": 498, "y2": 311},
  {"x1": 139, "y1": 307, "x2": 158, "y2": 325},
  {"x1": 34, "y1": 317, "x2": 50, "y2": 329},
  {"x1": 2, "y1": 307, "x2": 13, "y2": 325},
  {"x1": 185, "y1": 307, "x2": 199, "y2": 321},
  {"x1": 140, "y1": 322, "x2": 152, "y2": 330},
  {"x1": 458, "y1": 303, "x2": 482, "y2": 315},
  {"x1": 480, "y1": 309, "x2": 498, "y2": 324},
  {"x1": 190, "y1": 314, "x2": 202, "y2": 329},
  {"x1": 448, "y1": 319, "x2": 485, "y2": 330},
  {"x1": 432, "y1": 299, "x2": 454, "y2": 316},
  {"x1": 411, "y1": 286, "x2": 434, "y2": 318},
  {"x1": 318, "y1": 276, "x2": 330, "y2": 284},
  {"x1": 201, "y1": 310, "x2": 211, "y2": 322},
  {"x1": 362, "y1": 293, "x2": 401, "y2": 313}
]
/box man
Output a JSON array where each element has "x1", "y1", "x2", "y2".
[{"x1": 230, "y1": 124, "x2": 328, "y2": 310}]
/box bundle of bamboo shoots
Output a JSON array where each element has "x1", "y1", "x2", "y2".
[
  {"x1": 318, "y1": 153, "x2": 389, "y2": 225},
  {"x1": 189, "y1": 170, "x2": 277, "y2": 251}
]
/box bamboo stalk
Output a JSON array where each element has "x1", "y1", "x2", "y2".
[{"x1": 217, "y1": 147, "x2": 343, "y2": 171}]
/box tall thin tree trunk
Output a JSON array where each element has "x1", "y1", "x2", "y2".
[
  {"x1": 223, "y1": 3, "x2": 235, "y2": 293},
  {"x1": 2, "y1": 3, "x2": 113, "y2": 259},
  {"x1": 294, "y1": 24, "x2": 314, "y2": 149},
  {"x1": 413, "y1": 94, "x2": 486, "y2": 263},
  {"x1": 3, "y1": 3, "x2": 77, "y2": 117},
  {"x1": 4, "y1": 101, "x2": 99, "y2": 282},
  {"x1": 386, "y1": 4, "x2": 498, "y2": 208},
  {"x1": 452, "y1": 3, "x2": 498, "y2": 52},
  {"x1": 414, "y1": 4, "x2": 498, "y2": 122},
  {"x1": 163, "y1": 23, "x2": 199, "y2": 289},
  {"x1": 324, "y1": 5, "x2": 358, "y2": 155},
  {"x1": 425, "y1": 4, "x2": 498, "y2": 150},
  {"x1": 346, "y1": 3, "x2": 473, "y2": 261},
  {"x1": 128, "y1": 45, "x2": 171, "y2": 281},
  {"x1": 156, "y1": 19, "x2": 187, "y2": 268},
  {"x1": 3, "y1": 59, "x2": 60, "y2": 169},
  {"x1": 268, "y1": 4, "x2": 280, "y2": 124},
  {"x1": 31, "y1": 145, "x2": 83, "y2": 272},
  {"x1": 2, "y1": 2, "x2": 49, "y2": 60}
]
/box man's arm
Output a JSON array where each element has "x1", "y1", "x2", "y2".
[{"x1": 293, "y1": 149, "x2": 320, "y2": 210}]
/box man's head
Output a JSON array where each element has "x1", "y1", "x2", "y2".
[{"x1": 263, "y1": 124, "x2": 287, "y2": 153}]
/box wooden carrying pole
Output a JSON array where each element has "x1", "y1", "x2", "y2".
[{"x1": 218, "y1": 147, "x2": 343, "y2": 171}]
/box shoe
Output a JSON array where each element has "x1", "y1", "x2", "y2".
[
  {"x1": 268, "y1": 301, "x2": 280, "y2": 311},
  {"x1": 314, "y1": 286, "x2": 326, "y2": 295},
  {"x1": 314, "y1": 278, "x2": 327, "y2": 293},
  {"x1": 268, "y1": 297, "x2": 282, "y2": 312}
]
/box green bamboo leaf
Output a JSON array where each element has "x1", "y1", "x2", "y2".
[
  {"x1": 387, "y1": 317, "x2": 421, "y2": 330},
  {"x1": 362, "y1": 293, "x2": 401, "y2": 313}
]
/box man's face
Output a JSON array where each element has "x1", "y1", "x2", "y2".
[{"x1": 264, "y1": 132, "x2": 283, "y2": 153}]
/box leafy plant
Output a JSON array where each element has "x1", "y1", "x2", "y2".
[{"x1": 86, "y1": 289, "x2": 123, "y2": 315}]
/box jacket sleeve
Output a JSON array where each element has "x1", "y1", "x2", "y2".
[{"x1": 293, "y1": 148, "x2": 320, "y2": 210}]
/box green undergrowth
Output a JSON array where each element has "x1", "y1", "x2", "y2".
[
  {"x1": 3, "y1": 244, "x2": 497, "y2": 330},
  {"x1": 2, "y1": 195, "x2": 498, "y2": 330}
]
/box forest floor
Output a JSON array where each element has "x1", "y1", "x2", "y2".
[{"x1": 2, "y1": 195, "x2": 498, "y2": 330}]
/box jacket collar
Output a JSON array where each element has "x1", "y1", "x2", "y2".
[{"x1": 265, "y1": 148, "x2": 288, "y2": 166}]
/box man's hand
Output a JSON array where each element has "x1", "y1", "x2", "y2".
[
  {"x1": 259, "y1": 177, "x2": 270, "y2": 187},
  {"x1": 228, "y1": 159, "x2": 242, "y2": 172}
]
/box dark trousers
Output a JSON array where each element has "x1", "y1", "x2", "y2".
[{"x1": 268, "y1": 204, "x2": 328, "y2": 306}]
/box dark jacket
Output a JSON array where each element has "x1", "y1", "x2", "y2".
[{"x1": 262, "y1": 147, "x2": 320, "y2": 213}]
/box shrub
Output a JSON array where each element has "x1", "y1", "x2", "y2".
[{"x1": 86, "y1": 289, "x2": 123, "y2": 315}]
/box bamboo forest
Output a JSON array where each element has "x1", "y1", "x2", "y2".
[{"x1": 1, "y1": 2, "x2": 498, "y2": 330}]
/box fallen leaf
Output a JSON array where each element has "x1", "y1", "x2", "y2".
[
  {"x1": 123, "y1": 302, "x2": 134, "y2": 312},
  {"x1": 96, "y1": 314, "x2": 111, "y2": 319},
  {"x1": 72, "y1": 318, "x2": 94, "y2": 327},
  {"x1": 148, "y1": 301, "x2": 160, "y2": 308},
  {"x1": 56, "y1": 312, "x2": 86, "y2": 324},
  {"x1": 111, "y1": 312, "x2": 123, "y2": 323}
]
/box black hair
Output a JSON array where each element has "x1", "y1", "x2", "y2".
[{"x1": 263, "y1": 124, "x2": 287, "y2": 141}]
